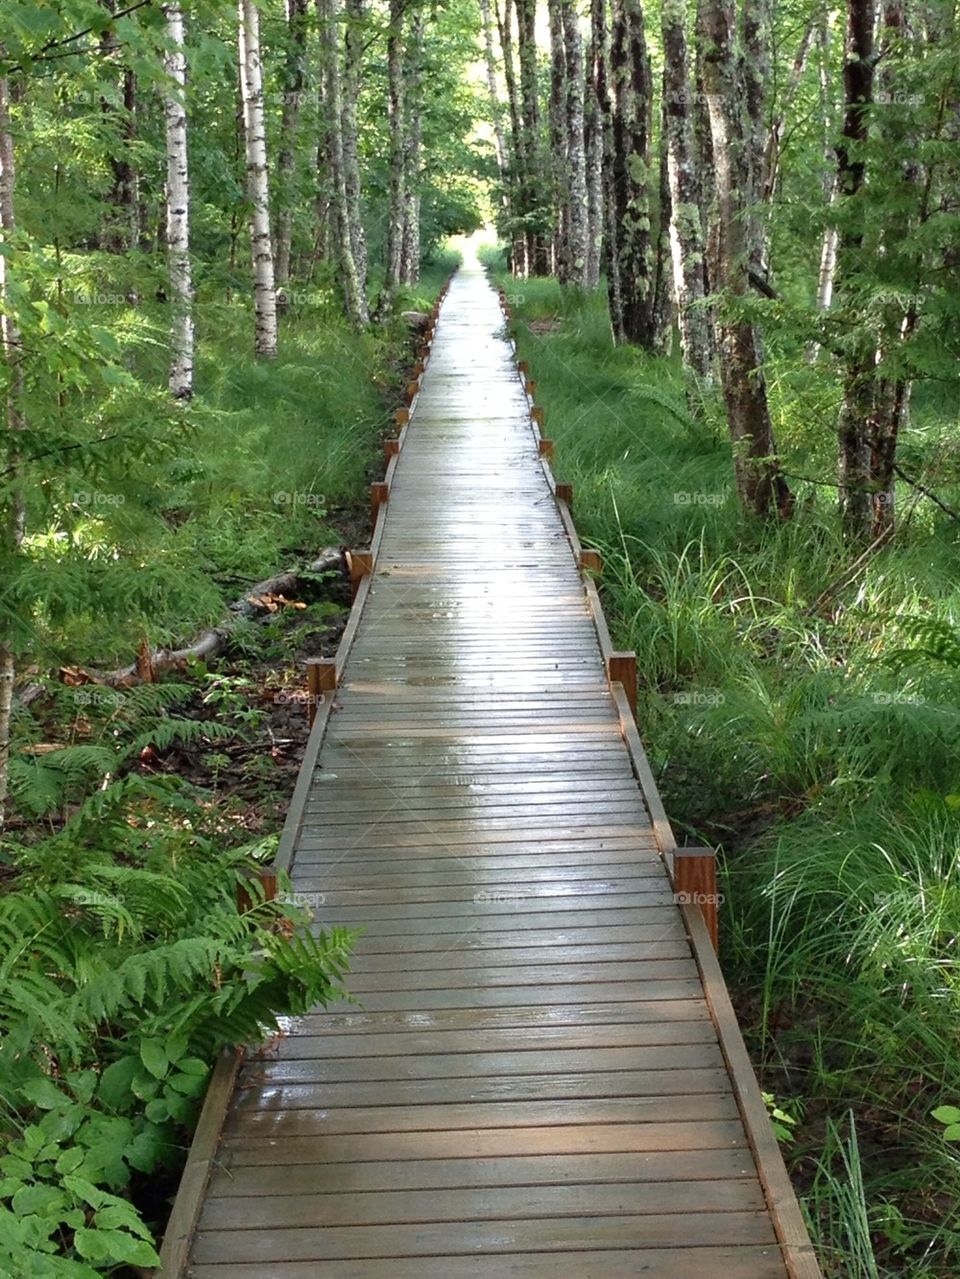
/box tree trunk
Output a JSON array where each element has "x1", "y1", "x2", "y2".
[
  {"x1": 98, "y1": 3, "x2": 138, "y2": 253},
  {"x1": 375, "y1": 0, "x2": 407, "y2": 319},
  {"x1": 697, "y1": 0, "x2": 790, "y2": 517},
  {"x1": 762, "y1": 18, "x2": 816, "y2": 203},
  {"x1": 834, "y1": 0, "x2": 876, "y2": 540},
  {"x1": 583, "y1": 3, "x2": 604, "y2": 289},
  {"x1": 562, "y1": 0, "x2": 589, "y2": 286},
  {"x1": 495, "y1": 0, "x2": 527, "y2": 275},
  {"x1": 275, "y1": 0, "x2": 309, "y2": 290},
  {"x1": 516, "y1": 0, "x2": 549, "y2": 274},
  {"x1": 610, "y1": 0, "x2": 656, "y2": 347},
  {"x1": 400, "y1": 4, "x2": 424, "y2": 286},
  {"x1": 592, "y1": 0, "x2": 622, "y2": 339},
  {"x1": 162, "y1": 2, "x2": 194, "y2": 398},
  {"x1": 342, "y1": 0, "x2": 368, "y2": 293},
  {"x1": 548, "y1": 0, "x2": 568, "y2": 278},
  {"x1": 0, "y1": 73, "x2": 24, "y2": 834},
  {"x1": 651, "y1": 96, "x2": 673, "y2": 355},
  {"x1": 317, "y1": 0, "x2": 367, "y2": 325},
  {"x1": 661, "y1": 0, "x2": 712, "y2": 377},
  {"x1": 238, "y1": 0, "x2": 278, "y2": 358}
]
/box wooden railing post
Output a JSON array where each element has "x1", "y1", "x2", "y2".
[
  {"x1": 236, "y1": 864, "x2": 278, "y2": 915},
  {"x1": 370, "y1": 481, "x2": 389, "y2": 528},
  {"x1": 531, "y1": 405, "x2": 545, "y2": 429},
  {"x1": 555, "y1": 482, "x2": 573, "y2": 506},
  {"x1": 580, "y1": 549, "x2": 603, "y2": 575},
  {"x1": 306, "y1": 657, "x2": 336, "y2": 727},
  {"x1": 607, "y1": 651, "x2": 637, "y2": 719},
  {"x1": 538, "y1": 438, "x2": 555, "y2": 460},
  {"x1": 674, "y1": 847, "x2": 720, "y2": 951},
  {"x1": 348, "y1": 549, "x2": 373, "y2": 601}
]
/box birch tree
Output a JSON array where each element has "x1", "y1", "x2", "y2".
[
  {"x1": 162, "y1": 2, "x2": 194, "y2": 398},
  {"x1": 494, "y1": 0, "x2": 527, "y2": 274},
  {"x1": 0, "y1": 73, "x2": 23, "y2": 834},
  {"x1": 548, "y1": 0, "x2": 568, "y2": 277},
  {"x1": 238, "y1": 0, "x2": 278, "y2": 358},
  {"x1": 275, "y1": 0, "x2": 309, "y2": 289},
  {"x1": 375, "y1": 0, "x2": 407, "y2": 319},
  {"x1": 401, "y1": 4, "x2": 425, "y2": 286},
  {"x1": 516, "y1": 0, "x2": 549, "y2": 274},
  {"x1": 697, "y1": 0, "x2": 791, "y2": 517},
  {"x1": 583, "y1": 0, "x2": 604, "y2": 288},
  {"x1": 562, "y1": 0, "x2": 589, "y2": 286},
  {"x1": 610, "y1": 0, "x2": 656, "y2": 347},
  {"x1": 318, "y1": 0, "x2": 367, "y2": 325},
  {"x1": 661, "y1": 0, "x2": 712, "y2": 377},
  {"x1": 342, "y1": 0, "x2": 368, "y2": 293},
  {"x1": 591, "y1": 0, "x2": 622, "y2": 337}
]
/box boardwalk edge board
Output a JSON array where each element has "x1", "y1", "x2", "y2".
[
  {"x1": 497, "y1": 284, "x2": 821, "y2": 1279},
  {"x1": 155, "y1": 275, "x2": 455, "y2": 1279}
]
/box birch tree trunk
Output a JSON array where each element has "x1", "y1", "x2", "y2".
[
  {"x1": 0, "y1": 73, "x2": 24, "y2": 834},
  {"x1": 516, "y1": 0, "x2": 549, "y2": 274},
  {"x1": 342, "y1": 0, "x2": 368, "y2": 293},
  {"x1": 834, "y1": 0, "x2": 876, "y2": 540},
  {"x1": 238, "y1": 0, "x2": 278, "y2": 358},
  {"x1": 375, "y1": 0, "x2": 407, "y2": 319},
  {"x1": 584, "y1": 3, "x2": 604, "y2": 288},
  {"x1": 661, "y1": 0, "x2": 712, "y2": 377},
  {"x1": 162, "y1": 2, "x2": 194, "y2": 398},
  {"x1": 548, "y1": 0, "x2": 568, "y2": 278},
  {"x1": 651, "y1": 100, "x2": 673, "y2": 354},
  {"x1": 275, "y1": 0, "x2": 309, "y2": 290},
  {"x1": 610, "y1": 0, "x2": 656, "y2": 347},
  {"x1": 562, "y1": 0, "x2": 589, "y2": 286},
  {"x1": 495, "y1": 0, "x2": 527, "y2": 275},
  {"x1": 592, "y1": 0, "x2": 623, "y2": 339},
  {"x1": 697, "y1": 0, "x2": 790, "y2": 517},
  {"x1": 401, "y1": 4, "x2": 424, "y2": 286},
  {"x1": 318, "y1": 0, "x2": 368, "y2": 326}
]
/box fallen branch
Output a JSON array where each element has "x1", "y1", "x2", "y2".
[{"x1": 19, "y1": 547, "x2": 347, "y2": 702}]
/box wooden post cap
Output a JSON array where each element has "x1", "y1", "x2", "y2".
[
  {"x1": 555, "y1": 482, "x2": 573, "y2": 505},
  {"x1": 607, "y1": 650, "x2": 637, "y2": 720},
  {"x1": 538, "y1": 438, "x2": 555, "y2": 459},
  {"x1": 580, "y1": 549, "x2": 603, "y2": 575},
  {"x1": 673, "y1": 847, "x2": 720, "y2": 951}
]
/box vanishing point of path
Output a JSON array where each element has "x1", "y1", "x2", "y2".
[{"x1": 174, "y1": 247, "x2": 821, "y2": 1278}]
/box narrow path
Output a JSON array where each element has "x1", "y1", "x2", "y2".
[{"x1": 181, "y1": 249, "x2": 819, "y2": 1277}]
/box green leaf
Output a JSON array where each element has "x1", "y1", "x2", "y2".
[
  {"x1": 139, "y1": 1038, "x2": 169, "y2": 1080},
  {"x1": 932, "y1": 1105, "x2": 960, "y2": 1125},
  {"x1": 97, "y1": 1056, "x2": 138, "y2": 1110},
  {"x1": 20, "y1": 1078, "x2": 70, "y2": 1111}
]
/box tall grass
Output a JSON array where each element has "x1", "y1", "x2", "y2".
[{"x1": 496, "y1": 271, "x2": 960, "y2": 1276}]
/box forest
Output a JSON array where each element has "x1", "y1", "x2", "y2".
[{"x1": 0, "y1": 0, "x2": 958, "y2": 1275}]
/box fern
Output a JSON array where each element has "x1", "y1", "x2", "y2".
[{"x1": 884, "y1": 614, "x2": 960, "y2": 673}]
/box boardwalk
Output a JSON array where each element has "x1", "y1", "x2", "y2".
[{"x1": 169, "y1": 249, "x2": 820, "y2": 1278}]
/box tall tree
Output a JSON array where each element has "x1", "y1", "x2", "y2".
[
  {"x1": 275, "y1": 0, "x2": 309, "y2": 289},
  {"x1": 342, "y1": 0, "x2": 368, "y2": 294},
  {"x1": 494, "y1": 0, "x2": 527, "y2": 275},
  {"x1": 0, "y1": 71, "x2": 23, "y2": 834},
  {"x1": 548, "y1": 0, "x2": 568, "y2": 277},
  {"x1": 834, "y1": 0, "x2": 876, "y2": 539},
  {"x1": 610, "y1": 0, "x2": 656, "y2": 346},
  {"x1": 591, "y1": 0, "x2": 622, "y2": 336},
  {"x1": 562, "y1": 0, "x2": 589, "y2": 286},
  {"x1": 98, "y1": 2, "x2": 138, "y2": 254},
  {"x1": 238, "y1": 0, "x2": 278, "y2": 357},
  {"x1": 516, "y1": 0, "x2": 549, "y2": 274},
  {"x1": 697, "y1": 0, "x2": 790, "y2": 517},
  {"x1": 583, "y1": 0, "x2": 604, "y2": 287},
  {"x1": 400, "y1": 3, "x2": 425, "y2": 286},
  {"x1": 661, "y1": 0, "x2": 712, "y2": 377},
  {"x1": 162, "y1": 1, "x2": 194, "y2": 398},
  {"x1": 376, "y1": 0, "x2": 407, "y2": 318},
  {"x1": 318, "y1": 0, "x2": 367, "y2": 325}
]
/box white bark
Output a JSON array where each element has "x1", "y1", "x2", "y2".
[
  {"x1": 343, "y1": 0, "x2": 368, "y2": 292},
  {"x1": 375, "y1": 0, "x2": 407, "y2": 318},
  {"x1": 162, "y1": 3, "x2": 194, "y2": 398},
  {"x1": 0, "y1": 73, "x2": 24, "y2": 834},
  {"x1": 562, "y1": 0, "x2": 589, "y2": 286},
  {"x1": 238, "y1": 0, "x2": 278, "y2": 358}
]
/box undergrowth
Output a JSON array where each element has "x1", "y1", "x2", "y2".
[{"x1": 490, "y1": 257, "x2": 960, "y2": 1278}]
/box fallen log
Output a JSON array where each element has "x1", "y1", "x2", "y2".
[{"x1": 18, "y1": 547, "x2": 348, "y2": 703}]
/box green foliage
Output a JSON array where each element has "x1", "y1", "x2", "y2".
[{"x1": 0, "y1": 778, "x2": 355, "y2": 1273}]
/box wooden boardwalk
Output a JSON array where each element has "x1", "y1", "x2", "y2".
[{"x1": 165, "y1": 251, "x2": 821, "y2": 1278}]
